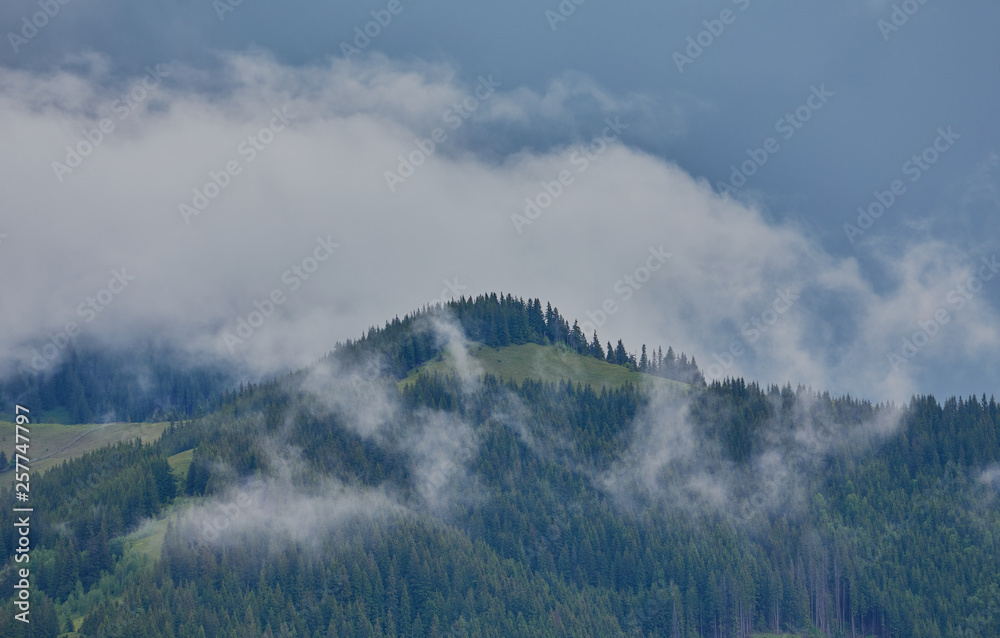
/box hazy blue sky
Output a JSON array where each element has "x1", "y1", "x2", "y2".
[{"x1": 1, "y1": 0, "x2": 998, "y2": 401}]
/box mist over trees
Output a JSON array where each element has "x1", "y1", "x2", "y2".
[
  {"x1": 0, "y1": 297, "x2": 997, "y2": 637},
  {"x1": 0, "y1": 341, "x2": 236, "y2": 424}
]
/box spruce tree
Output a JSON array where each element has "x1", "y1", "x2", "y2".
[
  {"x1": 590, "y1": 332, "x2": 605, "y2": 360},
  {"x1": 615, "y1": 340, "x2": 627, "y2": 366}
]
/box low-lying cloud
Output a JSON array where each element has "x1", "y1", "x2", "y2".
[
  {"x1": 600, "y1": 385, "x2": 903, "y2": 521},
  {"x1": 0, "y1": 53, "x2": 997, "y2": 401}
]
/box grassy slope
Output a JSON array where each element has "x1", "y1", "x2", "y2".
[
  {"x1": 61, "y1": 451, "x2": 194, "y2": 569},
  {"x1": 167, "y1": 448, "x2": 194, "y2": 484},
  {"x1": 399, "y1": 342, "x2": 691, "y2": 393},
  {"x1": 123, "y1": 498, "x2": 196, "y2": 562},
  {"x1": 11, "y1": 344, "x2": 689, "y2": 572},
  {"x1": 0, "y1": 420, "x2": 171, "y2": 482}
]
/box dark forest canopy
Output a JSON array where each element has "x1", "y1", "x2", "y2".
[{"x1": 0, "y1": 294, "x2": 997, "y2": 637}]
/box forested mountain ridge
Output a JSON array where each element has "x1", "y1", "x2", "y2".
[
  {"x1": 0, "y1": 293, "x2": 701, "y2": 425},
  {"x1": 0, "y1": 296, "x2": 997, "y2": 637},
  {"x1": 334, "y1": 293, "x2": 705, "y2": 385}
]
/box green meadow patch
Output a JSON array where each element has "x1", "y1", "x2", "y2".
[{"x1": 399, "y1": 342, "x2": 690, "y2": 393}]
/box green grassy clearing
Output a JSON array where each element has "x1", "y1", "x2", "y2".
[
  {"x1": 0, "y1": 420, "x2": 171, "y2": 482},
  {"x1": 399, "y1": 342, "x2": 690, "y2": 394}
]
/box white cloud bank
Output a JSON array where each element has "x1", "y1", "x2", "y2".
[{"x1": 0, "y1": 53, "x2": 997, "y2": 402}]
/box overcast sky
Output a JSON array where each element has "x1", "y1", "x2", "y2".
[{"x1": 1, "y1": 0, "x2": 998, "y2": 402}]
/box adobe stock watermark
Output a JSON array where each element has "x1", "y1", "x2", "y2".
[
  {"x1": 887, "y1": 255, "x2": 999, "y2": 372},
  {"x1": 18, "y1": 268, "x2": 137, "y2": 375},
  {"x1": 523, "y1": 501, "x2": 583, "y2": 566},
  {"x1": 51, "y1": 65, "x2": 171, "y2": 183},
  {"x1": 422, "y1": 436, "x2": 477, "y2": 503},
  {"x1": 544, "y1": 0, "x2": 591, "y2": 32},
  {"x1": 428, "y1": 278, "x2": 468, "y2": 307},
  {"x1": 630, "y1": 581, "x2": 679, "y2": 633},
  {"x1": 384, "y1": 75, "x2": 501, "y2": 192},
  {"x1": 579, "y1": 246, "x2": 673, "y2": 336},
  {"x1": 212, "y1": 0, "x2": 252, "y2": 22},
  {"x1": 221, "y1": 236, "x2": 340, "y2": 353},
  {"x1": 179, "y1": 105, "x2": 297, "y2": 224},
  {"x1": 340, "y1": 0, "x2": 416, "y2": 56},
  {"x1": 844, "y1": 126, "x2": 959, "y2": 245},
  {"x1": 511, "y1": 117, "x2": 628, "y2": 234},
  {"x1": 673, "y1": 0, "x2": 752, "y2": 73},
  {"x1": 716, "y1": 85, "x2": 833, "y2": 197},
  {"x1": 195, "y1": 490, "x2": 257, "y2": 545},
  {"x1": 705, "y1": 288, "x2": 798, "y2": 380},
  {"x1": 7, "y1": 0, "x2": 75, "y2": 54},
  {"x1": 878, "y1": 0, "x2": 931, "y2": 42}
]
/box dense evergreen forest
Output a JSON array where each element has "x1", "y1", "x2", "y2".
[
  {"x1": 1, "y1": 295, "x2": 998, "y2": 637},
  {"x1": 0, "y1": 341, "x2": 236, "y2": 424}
]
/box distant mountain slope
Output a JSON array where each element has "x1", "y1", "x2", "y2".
[
  {"x1": 0, "y1": 420, "x2": 171, "y2": 481},
  {"x1": 0, "y1": 341, "x2": 237, "y2": 424}
]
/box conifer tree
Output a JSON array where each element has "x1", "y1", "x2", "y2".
[{"x1": 590, "y1": 332, "x2": 605, "y2": 360}]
